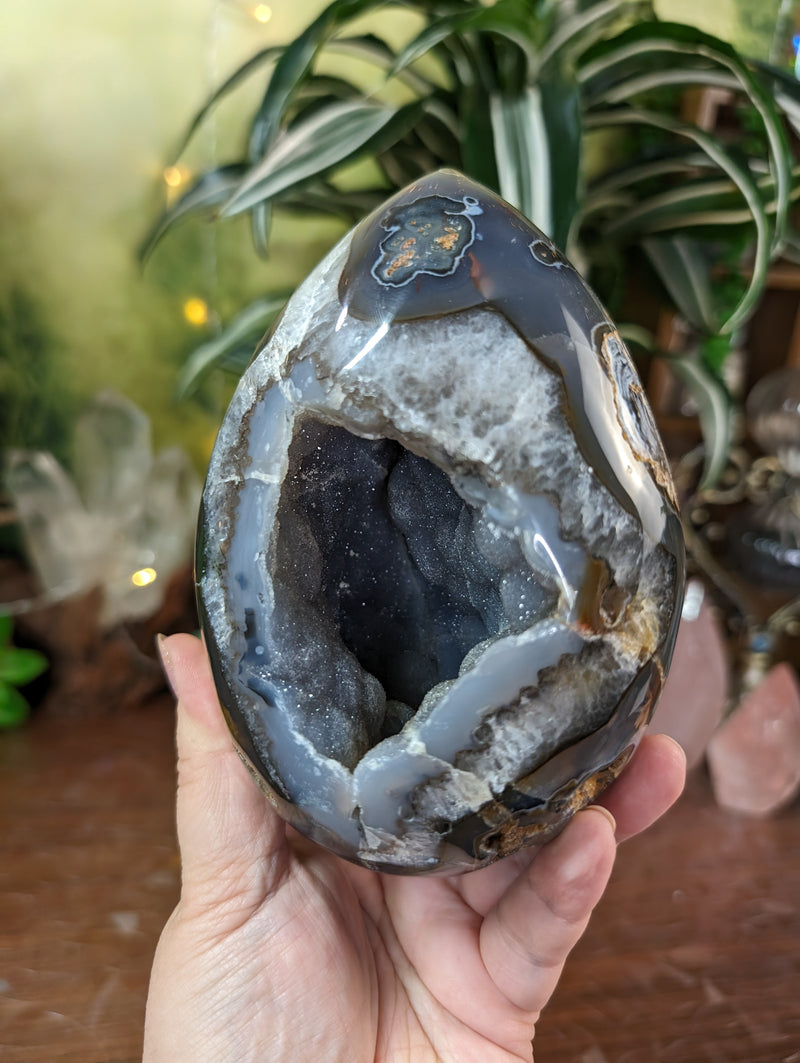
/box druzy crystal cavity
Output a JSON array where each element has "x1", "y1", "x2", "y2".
[{"x1": 197, "y1": 171, "x2": 684, "y2": 874}]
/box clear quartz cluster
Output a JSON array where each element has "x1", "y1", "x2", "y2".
[
  {"x1": 197, "y1": 171, "x2": 684, "y2": 874},
  {"x1": 8, "y1": 391, "x2": 200, "y2": 626}
]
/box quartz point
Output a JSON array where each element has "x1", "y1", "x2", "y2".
[
  {"x1": 707, "y1": 663, "x2": 800, "y2": 816},
  {"x1": 649, "y1": 580, "x2": 728, "y2": 769},
  {"x1": 197, "y1": 170, "x2": 685, "y2": 874}
]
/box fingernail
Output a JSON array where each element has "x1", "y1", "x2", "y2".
[
  {"x1": 657, "y1": 732, "x2": 688, "y2": 764},
  {"x1": 585, "y1": 804, "x2": 617, "y2": 835},
  {"x1": 156, "y1": 633, "x2": 178, "y2": 696}
]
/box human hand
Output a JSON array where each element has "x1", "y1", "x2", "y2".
[{"x1": 143, "y1": 633, "x2": 685, "y2": 1063}]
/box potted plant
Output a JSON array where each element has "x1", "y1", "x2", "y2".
[{"x1": 143, "y1": 0, "x2": 800, "y2": 485}]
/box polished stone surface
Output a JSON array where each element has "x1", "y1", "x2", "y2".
[{"x1": 197, "y1": 171, "x2": 684, "y2": 873}]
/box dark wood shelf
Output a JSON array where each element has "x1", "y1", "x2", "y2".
[{"x1": 0, "y1": 690, "x2": 798, "y2": 1062}]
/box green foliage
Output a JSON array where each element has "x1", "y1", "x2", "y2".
[
  {"x1": 144, "y1": 0, "x2": 800, "y2": 483},
  {"x1": 667, "y1": 354, "x2": 733, "y2": 489},
  {"x1": 176, "y1": 295, "x2": 288, "y2": 399},
  {"x1": 0, "y1": 615, "x2": 48, "y2": 728},
  {"x1": 0, "y1": 288, "x2": 76, "y2": 466}
]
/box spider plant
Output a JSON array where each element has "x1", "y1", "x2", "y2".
[{"x1": 143, "y1": 0, "x2": 800, "y2": 486}]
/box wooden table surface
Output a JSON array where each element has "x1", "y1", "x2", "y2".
[{"x1": 1, "y1": 695, "x2": 798, "y2": 1063}]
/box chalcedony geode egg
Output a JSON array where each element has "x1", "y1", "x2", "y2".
[{"x1": 197, "y1": 170, "x2": 684, "y2": 875}]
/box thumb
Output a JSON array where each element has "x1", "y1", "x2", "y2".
[{"x1": 158, "y1": 633, "x2": 288, "y2": 913}]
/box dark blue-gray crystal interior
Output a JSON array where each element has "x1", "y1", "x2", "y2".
[{"x1": 244, "y1": 416, "x2": 557, "y2": 768}]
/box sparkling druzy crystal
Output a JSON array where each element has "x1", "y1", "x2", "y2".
[{"x1": 197, "y1": 170, "x2": 685, "y2": 874}]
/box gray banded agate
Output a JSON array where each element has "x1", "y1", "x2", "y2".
[{"x1": 197, "y1": 170, "x2": 684, "y2": 875}]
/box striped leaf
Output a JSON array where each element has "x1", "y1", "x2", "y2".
[
  {"x1": 643, "y1": 236, "x2": 718, "y2": 333},
  {"x1": 391, "y1": 5, "x2": 538, "y2": 86},
  {"x1": 665, "y1": 354, "x2": 732, "y2": 489},
  {"x1": 247, "y1": 0, "x2": 385, "y2": 162},
  {"x1": 539, "y1": 0, "x2": 653, "y2": 71},
  {"x1": 579, "y1": 23, "x2": 792, "y2": 254},
  {"x1": 328, "y1": 34, "x2": 434, "y2": 95},
  {"x1": 490, "y1": 67, "x2": 581, "y2": 247},
  {"x1": 223, "y1": 100, "x2": 399, "y2": 218},
  {"x1": 172, "y1": 46, "x2": 283, "y2": 161},
  {"x1": 491, "y1": 87, "x2": 554, "y2": 236},
  {"x1": 139, "y1": 165, "x2": 246, "y2": 260},
  {"x1": 177, "y1": 296, "x2": 287, "y2": 399},
  {"x1": 586, "y1": 106, "x2": 770, "y2": 332}
]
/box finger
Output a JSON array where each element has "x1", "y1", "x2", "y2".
[
  {"x1": 597, "y1": 732, "x2": 686, "y2": 842},
  {"x1": 479, "y1": 806, "x2": 616, "y2": 1014},
  {"x1": 158, "y1": 633, "x2": 288, "y2": 912},
  {"x1": 457, "y1": 846, "x2": 538, "y2": 918},
  {"x1": 461, "y1": 732, "x2": 685, "y2": 916}
]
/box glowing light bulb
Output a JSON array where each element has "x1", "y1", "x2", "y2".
[
  {"x1": 252, "y1": 4, "x2": 272, "y2": 22},
  {"x1": 183, "y1": 297, "x2": 210, "y2": 327},
  {"x1": 163, "y1": 164, "x2": 190, "y2": 189},
  {"x1": 131, "y1": 567, "x2": 158, "y2": 588}
]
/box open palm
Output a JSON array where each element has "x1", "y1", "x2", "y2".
[{"x1": 144, "y1": 634, "x2": 685, "y2": 1063}]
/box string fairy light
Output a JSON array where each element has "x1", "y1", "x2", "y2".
[
  {"x1": 162, "y1": 164, "x2": 191, "y2": 189},
  {"x1": 131, "y1": 567, "x2": 158, "y2": 588},
  {"x1": 183, "y1": 297, "x2": 211, "y2": 327}
]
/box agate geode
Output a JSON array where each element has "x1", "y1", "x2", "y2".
[{"x1": 197, "y1": 170, "x2": 684, "y2": 874}]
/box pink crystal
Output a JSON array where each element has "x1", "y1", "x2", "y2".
[
  {"x1": 649, "y1": 583, "x2": 728, "y2": 768},
  {"x1": 706, "y1": 662, "x2": 800, "y2": 815}
]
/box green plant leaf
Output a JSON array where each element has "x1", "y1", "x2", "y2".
[
  {"x1": 247, "y1": 0, "x2": 384, "y2": 162},
  {"x1": 665, "y1": 354, "x2": 732, "y2": 489},
  {"x1": 491, "y1": 87, "x2": 553, "y2": 235},
  {"x1": 0, "y1": 646, "x2": 48, "y2": 686},
  {"x1": 172, "y1": 45, "x2": 283, "y2": 160},
  {"x1": 0, "y1": 615, "x2": 11, "y2": 647},
  {"x1": 539, "y1": 64, "x2": 582, "y2": 250},
  {"x1": 280, "y1": 182, "x2": 387, "y2": 219},
  {"x1": 414, "y1": 107, "x2": 462, "y2": 165},
  {"x1": 642, "y1": 235, "x2": 718, "y2": 333},
  {"x1": 177, "y1": 296, "x2": 287, "y2": 399},
  {"x1": 290, "y1": 73, "x2": 363, "y2": 110},
  {"x1": 581, "y1": 153, "x2": 721, "y2": 225},
  {"x1": 391, "y1": 4, "x2": 538, "y2": 87},
  {"x1": 458, "y1": 78, "x2": 498, "y2": 190},
  {"x1": 489, "y1": 68, "x2": 580, "y2": 248},
  {"x1": 585, "y1": 160, "x2": 800, "y2": 238},
  {"x1": 139, "y1": 165, "x2": 246, "y2": 260},
  {"x1": 279, "y1": 182, "x2": 387, "y2": 221},
  {"x1": 754, "y1": 61, "x2": 800, "y2": 141},
  {"x1": 579, "y1": 23, "x2": 792, "y2": 255},
  {"x1": 223, "y1": 100, "x2": 400, "y2": 218},
  {"x1": 0, "y1": 682, "x2": 31, "y2": 728},
  {"x1": 250, "y1": 201, "x2": 273, "y2": 259},
  {"x1": 329, "y1": 34, "x2": 434, "y2": 95},
  {"x1": 586, "y1": 107, "x2": 770, "y2": 332},
  {"x1": 700, "y1": 333, "x2": 732, "y2": 374},
  {"x1": 539, "y1": 0, "x2": 653, "y2": 71},
  {"x1": 616, "y1": 321, "x2": 656, "y2": 351},
  {"x1": 598, "y1": 178, "x2": 755, "y2": 235}
]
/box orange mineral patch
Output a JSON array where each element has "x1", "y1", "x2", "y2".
[
  {"x1": 435, "y1": 225, "x2": 460, "y2": 251},
  {"x1": 384, "y1": 248, "x2": 417, "y2": 278}
]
